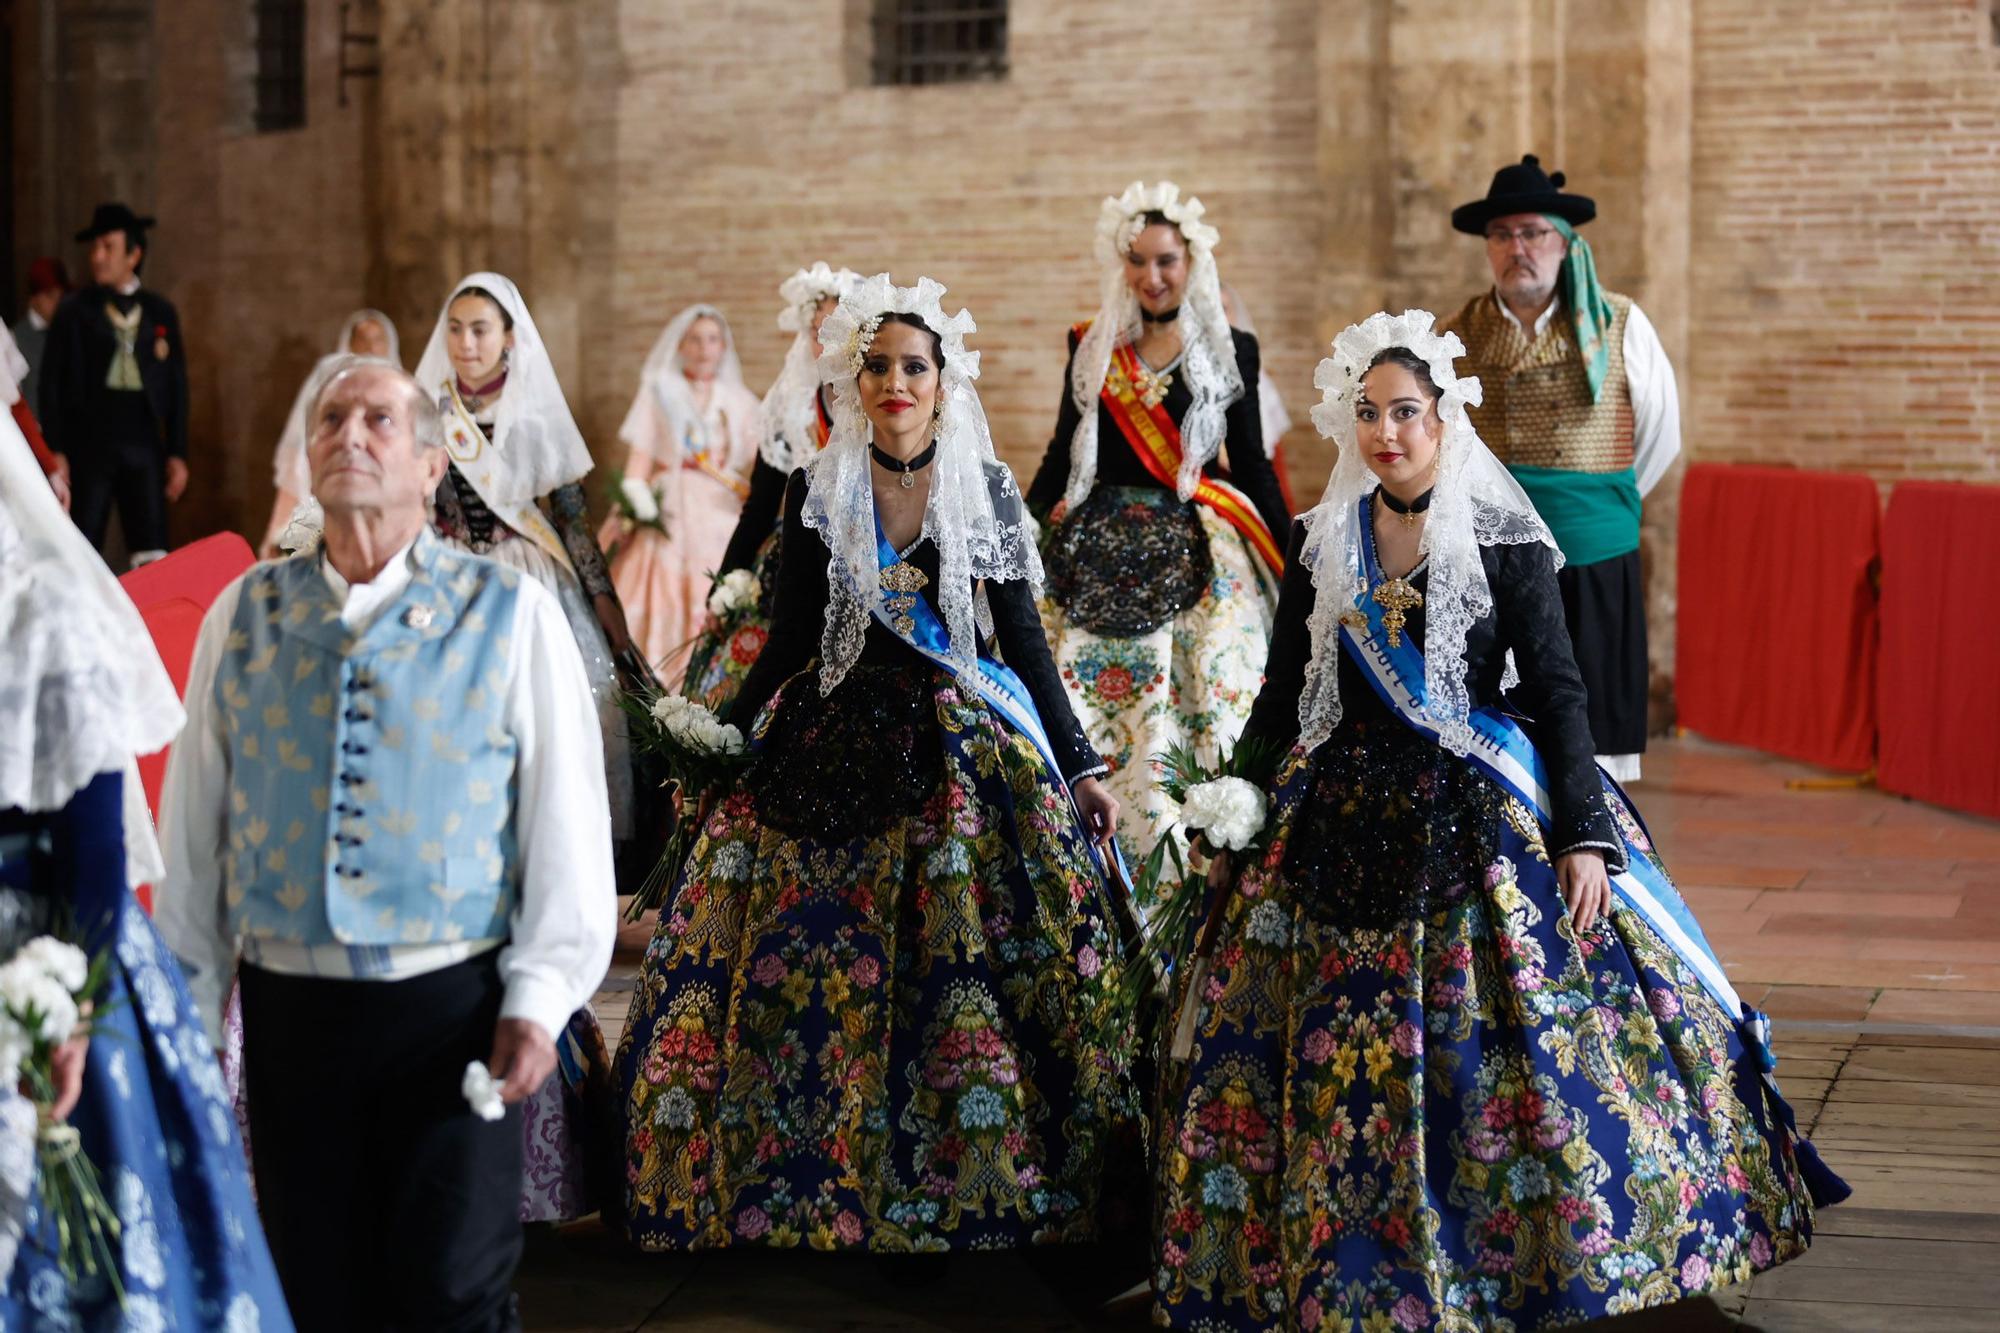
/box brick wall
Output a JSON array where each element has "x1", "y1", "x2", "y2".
[
  {"x1": 1690, "y1": 0, "x2": 2000, "y2": 486},
  {"x1": 597, "y1": 0, "x2": 1325, "y2": 491}
]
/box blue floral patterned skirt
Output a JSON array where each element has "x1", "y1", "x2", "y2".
[
  {"x1": 614, "y1": 662, "x2": 1134, "y2": 1252},
  {"x1": 1153, "y1": 743, "x2": 1817, "y2": 1330},
  {"x1": 1, "y1": 772, "x2": 291, "y2": 1330}
]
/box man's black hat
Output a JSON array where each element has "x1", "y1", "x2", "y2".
[
  {"x1": 74, "y1": 202, "x2": 156, "y2": 244},
  {"x1": 1450, "y1": 155, "x2": 1595, "y2": 236}
]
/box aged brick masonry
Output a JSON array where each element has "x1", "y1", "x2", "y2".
[{"x1": 10, "y1": 0, "x2": 1999, "y2": 707}]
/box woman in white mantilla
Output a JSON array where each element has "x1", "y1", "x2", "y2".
[
  {"x1": 259, "y1": 308, "x2": 400, "y2": 558},
  {"x1": 682, "y1": 264, "x2": 857, "y2": 713},
  {"x1": 1026, "y1": 182, "x2": 1289, "y2": 893},
  {"x1": 412, "y1": 273, "x2": 628, "y2": 1224},
  {"x1": 1151, "y1": 311, "x2": 1842, "y2": 1330},
  {"x1": 604, "y1": 303, "x2": 763, "y2": 687},
  {"x1": 614, "y1": 276, "x2": 1135, "y2": 1253}
]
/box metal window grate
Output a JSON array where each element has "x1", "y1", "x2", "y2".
[
  {"x1": 255, "y1": 0, "x2": 307, "y2": 132},
  {"x1": 871, "y1": 0, "x2": 1008, "y2": 87}
]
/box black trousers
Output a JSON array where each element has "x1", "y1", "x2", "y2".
[
  {"x1": 1555, "y1": 548, "x2": 1650, "y2": 756},
  {"x1": 70, "y1": 441, "x2": 168, "y2": 555},
  {"x1": 241, "y1": 957, "x2": 524, "y2": 1333}
]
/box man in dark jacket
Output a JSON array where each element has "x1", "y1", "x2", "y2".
[{"x1": 39, "y1": 203, "x2": 190, "y2": 564}]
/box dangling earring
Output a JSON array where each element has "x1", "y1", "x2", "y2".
[{"x1": 931, "y1": 399, "x2": 945, "y2": 441}]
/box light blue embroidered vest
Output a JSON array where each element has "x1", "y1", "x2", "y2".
[{"x1": 216, "y1": 530, "x2": 524, "y2": 948}]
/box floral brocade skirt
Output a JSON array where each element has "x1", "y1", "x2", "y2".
[
  {"x1": 1153, "y1": 743, "x2": 1818, "y2": 1331},
  {"x1": 613, "y1": 661, "x2": 1134, "y2": 1252},
  {"x1": 681, "y1": 532, "x2": 778, "y2": 716},
  {"x1": 1039, "y1": 501, "x2": 1279, "y2": 896}
]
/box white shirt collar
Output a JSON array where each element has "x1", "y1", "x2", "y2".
[
  {"x1": 319, "y1": 534, "x2": 421, "y2": 631},
  {"x1": 26, "y1": 309, "x2": 47, "y2": 332},
  {"x1": 115, "y1": 278, "x2": 141, "y2": 298},
  {"x1": 1492, "y1": 289, "x2": 1559, "y2": 338}
]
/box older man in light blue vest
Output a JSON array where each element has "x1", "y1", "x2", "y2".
[{"x1": 159, "y1": 356, "x2": 615, "y2": 1332}]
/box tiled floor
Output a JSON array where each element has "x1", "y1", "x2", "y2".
[{"x1": 523, "y1": 736, "x2": 2000, "y2": 1330}]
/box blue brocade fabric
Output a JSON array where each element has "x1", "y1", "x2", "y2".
[
  {"x1": 614, "y1": 664, "x2": 1135, "y2": 1252},
  {"x1": 1152, "y1": 746, "x2": 1818, "y2": 1331},
  {"x1": 0, "y1": 771, "x2": 293, "y2": 1331}
]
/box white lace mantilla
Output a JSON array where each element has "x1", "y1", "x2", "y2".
[
  {"x1": 803, "y1": 274, "x2": 1041, "y2": 693},
  {"x1": 1296, "y1": 309, "x2": 1560, "y2": 756}
]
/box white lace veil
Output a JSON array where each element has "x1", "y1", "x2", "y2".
[
  {"x1": 803, "y1": 274, "x2": 1041, "y2": 693},
  {"x1": 760, "y1": 263, "x2": 859, "y2": 473},
  {"x1": 412, "y1": 273, "x2": 594, "y2": 506},
  {"x1": 1064, "y1": 181, "x2": 1245, "y2": 508},
  {"x1": 0, "y1": 324, "x2": 28, "y2": 406},
  {"x1": 1296, "y1": 309, "x2": 1560, "y2": 756},
  {"x1": 274, "y1": 308, "x2": 404, "y2": 494},
  {"x1": 0, "y1": 409, "x2": 184, "y2": 816},
  {"x1": 624, "y1": 303, "x2": 749, "y2": 464}
]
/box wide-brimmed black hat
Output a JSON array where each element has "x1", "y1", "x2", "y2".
[
  {"x1": 1450, "y1": 155, "x2": 1595, "y2": 236},
  {"x1": 74, "y1": 202, "x2": 156, "y2": 243}
]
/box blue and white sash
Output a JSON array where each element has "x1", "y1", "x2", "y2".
[
  {"x1": 1340, "y1": 500, "x2": 1739, "y2": 1020},
  {"x1": 868, "y1": 520, "x2": 1073, "y2": 804}
]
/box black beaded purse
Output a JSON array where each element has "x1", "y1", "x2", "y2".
[{"x1": 1044, "y1": 487, "x2": 1211, "y2": 637}]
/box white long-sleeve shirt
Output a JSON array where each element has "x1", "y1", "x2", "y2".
[
  {"x1": 1493, "y1": 294, "x2": 1682, "y2": 496},
  {"x1": 156, "y1": 538, "x2": 617, "y2": 1044}
]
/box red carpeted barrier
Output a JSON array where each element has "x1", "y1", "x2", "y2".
[
  {"x1": 1878, "y1": 482, "x2": 2000, "y2": 819},
  {"x1": 118, "y1": 533, "x2": 257, "y2": 823},
  {"x1": 1675, "y1": 463, "x2": 1880, "y2": 772}
]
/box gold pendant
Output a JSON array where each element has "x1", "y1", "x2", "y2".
[
  {"x1": 880, "y1": 560, "x2": 930, "y2": 637},
  {"x1": 1371, "y1": 577, "x2": 1423, "y2": 648},
  {"x1": 899, "y1": 471, "x2": 915, "y2": 489}
]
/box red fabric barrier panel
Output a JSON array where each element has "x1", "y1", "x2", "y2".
[
  {"x1": 1676, "y1": 463, "x2": 1879, "y2": 772},
  {"x1": 1879, "y1": 482, "x2": 2000, "y2": 819},
  {"x1": 118, "y1": 533, "x2": 257, "y2": 821}
]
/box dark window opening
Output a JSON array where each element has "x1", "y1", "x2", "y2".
[
  {"x1": 871, "y1": 0, "x2": 1008, "y2": 87},
  {"x1": 255, "y1": 0, "x2": 306, "y2": 132}
]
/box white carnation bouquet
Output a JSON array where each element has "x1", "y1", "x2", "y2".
[
  {"x1": 617, "y1": 689, "x2": 753, "y2": 919},
  {"x1": 606, "y1": 469, "x2": 667, "y2": 545},
  {"x1": 705, "y1": 568, "x2": 760, "y2": 620},
  {"x1": 0, "y1": 935, "x2": 120, "y2": 1299},
  {"x1": 1088, "y1": 740, "x2": 1282, "y2": 1064}
]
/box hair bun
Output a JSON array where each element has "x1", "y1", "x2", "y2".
[
  {"x1": 1521, "y1": 154, "x2": 1540, "y2": 167},
  {"x1": 1550, "y1": 170, "x2": 1566, "y2": 188}
]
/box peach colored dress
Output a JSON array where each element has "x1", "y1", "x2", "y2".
[{"x1": 604, "y1": 373, "x2": 762, "y2": 685}]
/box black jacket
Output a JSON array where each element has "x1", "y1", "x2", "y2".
[
  {"x1": 38, "y1": 286, "x2": 189, "y2": 460},
  {"x1": 729, "y1": 467, "x2": 1105, "y2": 784},
  {"x1": 1240, "y1": 515, "x2": 1625, "y2": 865},
  {"x1": 1025, "y1": 325, "x2": 1289, "y2": 540}
]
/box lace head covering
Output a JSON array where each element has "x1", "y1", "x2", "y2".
[
  {"x1": 1295, "y1": 309, "x2": 1560, "y2": 755},
  {"x1": 412, "y1": 272, "x2": 594, "y2": 506},
  {"x1": 336, "y1": 307, "x2": 400, "y2": 365},
  {"x1": 1064, "y1": 181, "x2": 1245, "y2": 508},
  {"x1": 274, "y1": 308, "x2": 405, "y2": 495},
  {"x1": 760, "y1": 263, "x2": 859, "y2": 473},
  {"x1": 803, "y1": 274, "x2": 1040, "y2": 693},
  {"x1": 0, "y1": 410, "x2": 183, "y2": 815},
  {"x1": 625, "y1": 303, "x2": 749, "y2": 464},
  {"x1": 0, "y1": 324, "x2": 28, "y2": 406}
]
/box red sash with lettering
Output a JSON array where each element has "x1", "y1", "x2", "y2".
[{"x1": 1090, "y1": 330, "x2": 1283, "y2": 574}]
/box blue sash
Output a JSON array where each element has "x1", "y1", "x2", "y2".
[
  {"x1": 1336, "y1": 499, "x2": 1849, "y2": 1209},
  {"x1": 1341, "y1": 497, "x2": 1738, "y2": 1019},
  {"x1": 869, "y1": 520, "x2": 1067, "y2": 802}
]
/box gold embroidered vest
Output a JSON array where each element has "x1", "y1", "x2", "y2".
[{"x1": 1442, "y1": 291, "x2": 1635, "y2": 474}]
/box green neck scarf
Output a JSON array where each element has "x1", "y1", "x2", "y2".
[{"x1": 1544, "y1": 214, "x2": 1614, "y2": 403}]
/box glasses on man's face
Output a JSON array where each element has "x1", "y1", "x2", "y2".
[{"x1": 1485, "y1": 225, "x2": 1558, "y2": 249}]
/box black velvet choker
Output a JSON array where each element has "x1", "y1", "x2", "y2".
[
  {"x1": 1141, "y1": 305, "x2": 1181, "y2": 324},
  {"x1": 1377, "y1": 486, "x2": 1435, "y2": 527},
  {"x1": 870, "y1": 438, "x2": 938, "y2": 489}
]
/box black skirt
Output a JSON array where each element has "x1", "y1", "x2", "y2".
[{"x1": 1555, "y1": 547, "x2": 1648, "y2": 755}]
